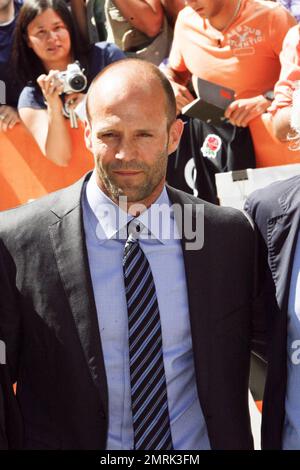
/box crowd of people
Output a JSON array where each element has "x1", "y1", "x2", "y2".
[
  {"x1": 1, "y1": 0, "x2": 300, "y2": 452},
  {"x1": 1, "y1": 0, "x2": 300, "y2": 198}
]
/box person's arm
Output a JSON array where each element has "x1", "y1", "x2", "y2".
[
  {"x1": 162, "y1": 65, "x2": 194, "y2": 114},
  {"x1": 0, "y1": 106, "x2": 20, "y2": 132},
  {"x1": 160, "y1": 7, "x2": 194, "y2": 114},
  {"x1": 112, "y1": 0, "x2": 163, "y2": 37},
  {"x1": 70, "y1": 0, "x2": 89, "y2": 44},
  {"x1": 272, "y1": 105, "x2": 292, "y2": 140},
  {"x1": 268, "y1": 23, "x2": 300, "y2": 140},
  {"x1": 19, "y1": 71, "x2": 73, "y2": 167},
  {"x1": 19, "y1": 107, "x2": 72, "y2": 167}
]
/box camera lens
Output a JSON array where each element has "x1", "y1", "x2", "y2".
[{"x1": 69, "y1": 75, "x2": 86, "y2": 92}]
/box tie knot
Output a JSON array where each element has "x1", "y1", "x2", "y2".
[
  {"x1": 124, "y1": 220, "x2": 141, "y2": 256},
  {"x1": 127, "y1": 220, "x2": 141, "y2": 242}
]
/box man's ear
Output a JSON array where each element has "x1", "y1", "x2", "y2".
[
  {"x1": 84, "y1": 120, "x2": 93, "y2": 153},
  {"x1": 167, "y1": 119, "x2": 184, "y2": 155}
]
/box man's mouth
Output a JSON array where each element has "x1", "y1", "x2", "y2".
[{"x1": 113, "y1": 171, "x2": 143, "y2": 176}]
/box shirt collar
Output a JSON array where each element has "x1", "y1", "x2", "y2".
[{"x1": 85, "y1": 171, "x2": 173, "y2": 245}]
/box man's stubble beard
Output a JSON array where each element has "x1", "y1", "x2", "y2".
[{"x1": 95, "y1": 147, "x2": 169, "y2": 204}]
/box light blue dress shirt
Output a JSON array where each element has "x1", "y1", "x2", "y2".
[
  {"x1": 282, "y1": 229, "x2": 300, "y2": 449},
  {"x1": 82, "y1": 171, "x2": 210, "y2": 450}
]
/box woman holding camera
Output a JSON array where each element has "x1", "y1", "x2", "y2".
[{"x1": 13, "y1": 0, "x2": 125, "y2": 166}]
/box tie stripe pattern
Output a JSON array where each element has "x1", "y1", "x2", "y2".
[{"x1": 123, "y1": 231, "x2": 173, "y2": 450}]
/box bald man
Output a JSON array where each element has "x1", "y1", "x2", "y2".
[{"x1": 0, "y1": 59, "x2": 258, "y2": 450}]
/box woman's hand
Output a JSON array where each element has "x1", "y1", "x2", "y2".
[
  {"x1": 169, "y1": 80, "x2": 194, "y2": 115},
  {"x1": 37, "y1": 70, "x2": 64, "y2": 111},
  {"x1": 0, "y1": 105, "x2": 20, "y2": 132}
]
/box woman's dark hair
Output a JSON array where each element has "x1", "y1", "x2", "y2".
[{"x1": 12, "y1": 0, "x2": 87, "y2": 86}]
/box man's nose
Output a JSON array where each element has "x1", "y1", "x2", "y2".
[{"x1": 115, "y1": 140, "x2": 136, "y2": 160}]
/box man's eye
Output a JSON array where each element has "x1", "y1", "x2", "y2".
[
  {"x1": 101, "y1": 133, "x2": 116, "y2": 138},
  {"x1": 138, "y1": 133, "x2": 153, "y2": 138}
]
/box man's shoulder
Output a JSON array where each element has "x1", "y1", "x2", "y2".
[
  {"x1": 18, "y1": 84, "x2": 45, "y2": 110},
  {"x1": 0, "y1": 190, "x2": 61, "y2": 234},
  {"x1": 242, "y1": 0, "x2": 294, "y2": 25},
  {"x1": 0, "y1": 176, "x2": 86, "y2": 240},
  {"x1": 253, "y1": 0, "x2": 297, "y2": 22},
  {"x1": 249, "y1": 0, "x2": 287, "y2": 13},
  {"x1": 167, "y1": 185, "x2": 253, "y2": 230},
  {"x1": 245, "y1": 175, "x2": 300, "y2": 223},
  {"x1": 89, "y1": 41, "x2": 125, "y2": 62}
]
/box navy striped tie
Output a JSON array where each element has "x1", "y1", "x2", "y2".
[{"x1": 123, "y1": 223, "x2": 173, "y2": 450}]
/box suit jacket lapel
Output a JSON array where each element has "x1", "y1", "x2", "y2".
[{"x1": 48, "y1": 174, "x2": 108, "y2": 413}]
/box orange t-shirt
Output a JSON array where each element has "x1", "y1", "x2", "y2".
[{"x1": 169, "y1": 0, "x2": 298, "y2": 167}]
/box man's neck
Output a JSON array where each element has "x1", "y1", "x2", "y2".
[
  {"x1": 209, "y1": 0, "x2": 241, "y2": 32},
  {"x1": 0, "y1": 1, "x2": 14, "y2": 25},
  {"x1": 126, "y1": 180, "x2": 166, "y2": 217},
  {"x1": 95, "y1": 172, "x2": 166, "y2": 216}
]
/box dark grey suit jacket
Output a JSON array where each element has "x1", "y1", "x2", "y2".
[
  {"x1": 245, "y1": 175, "x2": 300, "y2": 449},
  {"x1": 0, "y1": 173, "x2": 256, "y2": 449}
]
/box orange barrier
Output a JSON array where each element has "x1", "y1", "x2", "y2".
[
  {"x1": 250, "y1": 113, "x2": 300, "y2": 168},
  {"x1": 2, "y1": 115, "x2": 299, "y2": 211},
  {"x1": 0, "y1": 122, "x2": 94, "y2": 211}
]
